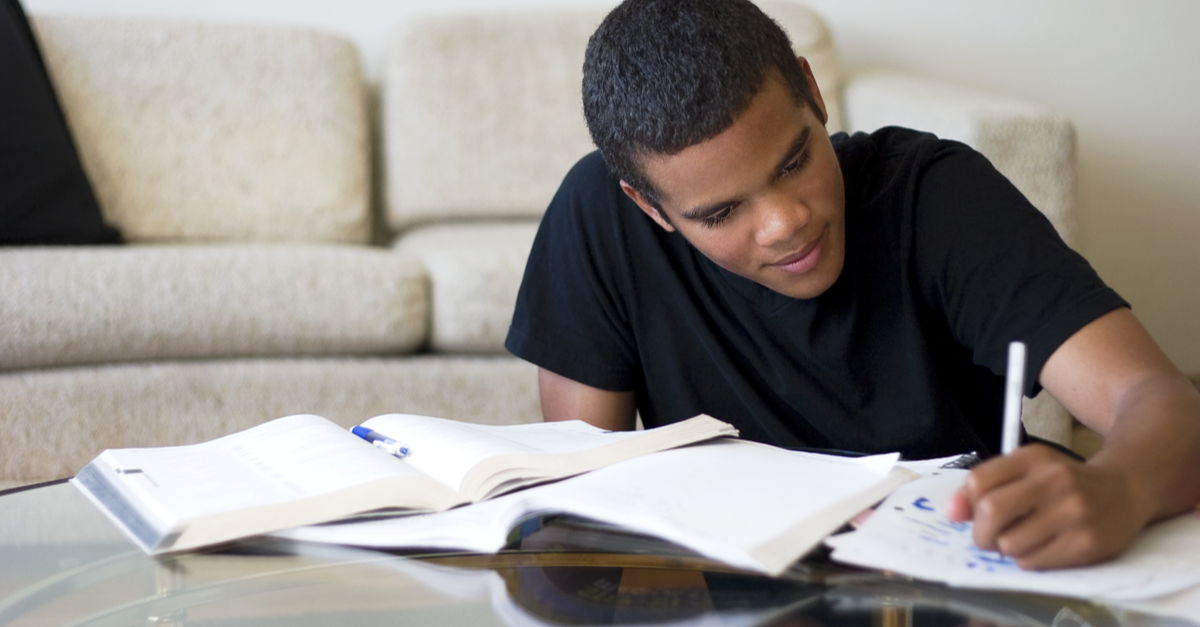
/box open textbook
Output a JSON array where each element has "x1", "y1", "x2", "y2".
[
  {"x1": 72, "y1": 413, "x2": 737, "y2": 554},
  {"x1": 824, "y1": 469, "x2": 1200, "y2": 620},
  {"x1": 277, "y1": 439, "x2": 919, "y2": 576}
]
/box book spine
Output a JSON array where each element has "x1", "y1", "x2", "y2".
[{"x1": 73, "y1": 463, "x2": 175, "y2": 553}]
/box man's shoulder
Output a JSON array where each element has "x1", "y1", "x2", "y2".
[
  {"x1": 547, "y1": 150, "x2": 632, "y2": 224},
  {"x1": 833, "y1": 126, "x2": 968, "y2": 165},
  {"x1": 539, "y1": 149, "x2": 668, "y2": 261},
  {"x1": 835, "y1": 126, "x2": 989, "y2": 215},
  {"x1": 561, "y1": 149, "x2": 619, "y2": 191}
]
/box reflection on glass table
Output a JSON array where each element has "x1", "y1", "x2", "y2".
[{"x1": 0, "y1": 480, "x2": 1177, "y2": 627}]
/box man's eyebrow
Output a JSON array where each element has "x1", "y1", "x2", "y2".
[
  {"x1": 773, "y1": 126, "x2": 811, "y2": 174},
  {"x1": 677, "y1": 125, "x2": 812, "y2": 222}
]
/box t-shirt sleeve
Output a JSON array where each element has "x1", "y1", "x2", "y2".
[
  {"x1": 912, "y1": 143, "x2": 1128, "y2": 394},
  {"x1": 505, "y1": 152, "x2": 641, "y2": 391}
]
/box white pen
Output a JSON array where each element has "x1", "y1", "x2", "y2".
[{"x1": 1001, "y1": 341, "x2": 1026, "y2": 455}]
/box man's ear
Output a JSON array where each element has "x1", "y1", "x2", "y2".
[
  {"x1": 796, "y1": 56, "x2": 829, "y2": 126},
  {"x1": 619, "y1": 181, "x2": 676, "y2": 232}
]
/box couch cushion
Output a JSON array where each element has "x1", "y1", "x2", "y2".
[
  {"x1": 394, "y1": 222, "x2": 538, "y2": 353},
  {"x1": 0, "y1": 356, "x2": 541, "y2": 487},
  {"x1": 0, "y1": 0, "x2": 119, "y2": 245},
  {"x1": 384, "y1": 12, "x2": 601, "y2": 231},
  {"x1": 31, "y1": 16, "x2": 370, "y2": 243},
  {"x1": 0, "y1": 245, "x2": 426, "y2": 369},
  {"x1": 382, "y1": 2, "x2": 841, "y2": 231}
]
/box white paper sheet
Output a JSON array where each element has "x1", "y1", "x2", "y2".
[
  {"x1": 279, "y1": 439, "x2": 916, "y2": 575},
  {"x1": 825, "y1": 470, "x2": 1200, "y2": 604}
]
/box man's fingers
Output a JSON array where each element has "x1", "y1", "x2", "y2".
[
  {"x1": 946, "y1": 486, "x2": 975, "y2": 522},
  {"x1": 966, "y1": 445, "x2": 1065, "y2": 494},
  {"x1": 959, "y1": 444, "x2": 1145, "y2": 570},
  {"x1": 968, "y1": 477, "x2": 1039, "y2": 551},
  {"x1": 989, "y1": 497, "x2": 1069, "y2": 558},
  {"x1": 1010, "y1": 523, "x2": 1124, "y2": 571},
  {"x1": 963, "y1": 445, "x2": 1082, "y2": 552}
]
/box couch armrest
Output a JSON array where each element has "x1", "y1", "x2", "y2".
[{"x1": 843, "y1": 72, "x2": 1076, "y2": 245}]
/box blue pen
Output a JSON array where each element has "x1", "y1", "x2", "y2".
[{"x1": 351, "y1": 425, "x2": 411, "y2": 458}]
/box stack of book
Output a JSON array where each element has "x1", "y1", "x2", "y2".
[
  {"x1": 72, "y1": 412, "x2": 913, "y2": 574},
  {"x1": 73, "y1": 411, "x2": 1200, "y2": 621}
]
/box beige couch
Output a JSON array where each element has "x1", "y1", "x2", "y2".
[{"x1": 0, "y1": 2, "x2": 1079, "y2": 489}]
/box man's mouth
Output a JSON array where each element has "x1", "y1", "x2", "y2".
[{"x1": 770, "y1": 232, "x2": 824, "y2": 275}]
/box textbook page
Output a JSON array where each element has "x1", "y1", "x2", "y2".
[
  {"x1": 825, "y1": 470, "x2": 1200, "y2": 603},
  {"x1": 279, "y1": 439, "x2": 916, "y2": 575},
  {"x1": 360, "y1": 413, "x2": 737, "y2": 500},
  {"x1": 72, "y1": 414, "x2": 457, "y2": 553},
  {"x1": 161, "y1": 416, "x2": 440, "y2": 515}
]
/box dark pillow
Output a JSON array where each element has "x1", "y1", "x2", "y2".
[{"x1": 0, "y1": 0, "x2": 120, "y2": 245}]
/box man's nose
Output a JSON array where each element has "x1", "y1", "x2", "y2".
[{"x1": 754, "y1": 192, "x2": 811, "y2": 248}]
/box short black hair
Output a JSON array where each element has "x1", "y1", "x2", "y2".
[{"x1": 582, "y1": 0, "x2": 816, "y2": 207}]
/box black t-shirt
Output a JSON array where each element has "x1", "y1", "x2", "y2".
[{"x1": 506, "y1": 128, "x2": 1126, "y2": 458}]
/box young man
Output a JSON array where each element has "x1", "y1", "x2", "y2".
[{"x1": 505, "y1": 0, "x2": 1200, "y2": 570}]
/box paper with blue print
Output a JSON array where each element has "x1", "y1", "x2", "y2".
[{"x1": 825, "y1": 469, "x2": 1200, "y2": 603}]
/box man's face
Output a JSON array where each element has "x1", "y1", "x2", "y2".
[{"x1": 622, "y1": 62, "x2": 846, "y2": 300}]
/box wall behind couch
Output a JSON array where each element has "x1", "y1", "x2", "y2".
[{"x1": 25, "y1": 0, "x2": 1200, "y2": 374}]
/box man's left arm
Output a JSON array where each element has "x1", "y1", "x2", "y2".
[{"x1": 947, "y1": 307, "x2": 1200, "y2": 570}]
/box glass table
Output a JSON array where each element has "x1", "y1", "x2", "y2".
[{"x1": 0, "y1": 480, "x2": 1183, "y2": 627}]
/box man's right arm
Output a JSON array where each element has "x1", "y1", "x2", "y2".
[{"x1": 538, "y1": 368, "x2": 637, "y2": 431}]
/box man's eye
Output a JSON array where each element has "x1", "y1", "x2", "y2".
[
  {"x1": 702, "y1": 205, "x2": 736, "y2": 228},
  {"x1": 781, "y1": 150, "x2": 811, "y2": 177}
]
